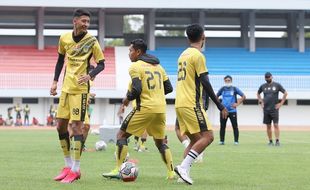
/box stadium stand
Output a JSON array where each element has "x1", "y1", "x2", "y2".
[
  {"x1": 149, "y1": 48, "x2": 310, "y2": 76},
  {"x1": 0, "y1": 46, "x2": 116, "y2": 89}
]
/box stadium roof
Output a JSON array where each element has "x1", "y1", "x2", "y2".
[{"x1": 1, "y1": 0, "x2": 310, "y2": 10}]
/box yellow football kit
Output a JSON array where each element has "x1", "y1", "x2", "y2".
[
  {"x1": 57, "y1": 32, "x2": 104, "y2": 121},
  {"x1": 175, "y1": 47, "x2": 212, "y2": 135},
  {"x1": 121, "y1": 59, "x2": 169, "y2": 139}
]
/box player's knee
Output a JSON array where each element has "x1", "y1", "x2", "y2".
[
  {"x1": 83, "y1": 124, "x2": 90, "y2": 131},
  {"x1": 116, "y1": 139, "x2": 128, "y2": 146},
  {"x1": 157, "y1": 143, "x2": 169, "y2": 154}
]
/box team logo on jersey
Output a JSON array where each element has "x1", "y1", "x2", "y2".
[{"x1": 272, "y1": 87, "x2": 276, "y2": 91}]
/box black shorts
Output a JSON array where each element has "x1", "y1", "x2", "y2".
[{"x1": 263, "y1": 110, "x2": 279, "y2": 125}]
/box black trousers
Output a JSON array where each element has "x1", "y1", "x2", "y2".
[{"x1": 220, "y1": 112, "x2": 239, "y2": 142}]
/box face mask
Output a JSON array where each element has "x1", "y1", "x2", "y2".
[{"x1": 225, "y1": 82, "x2": 232, "y2": 87}]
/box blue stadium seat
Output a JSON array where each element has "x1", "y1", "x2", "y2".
[{"x1": 148, "y1": 48, "x2": 310, "y2": 75}]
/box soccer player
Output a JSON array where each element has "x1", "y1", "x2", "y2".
[
  {"x1": 174, "y1": 24, "x2": 228, "y2": 185},
  {"x1": 175, "y1": 90, "x2": 209, "y2": 163},
  {"x1": 102, "y1": 39, "x2": 175, "y2": 180},
  {"x1": 257, "y1": 72, "x2": 287, "y2": 146},
  {"x1": 50, "y1": 9, "x2": 105, "y2": 183},
  {"x1": 217, "y1": 75, "x2": 246, "y2": 145}
]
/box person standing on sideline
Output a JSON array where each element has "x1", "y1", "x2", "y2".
[
  {"x1": 23, "y1": 104, "x2": 30, "y2": 126},
  {"x1": 174, "y1": 24, "x2": 228, "y2": 185},
  {"x1": 50, "y1": 9, "x2": 105, "y2": 183},
  {"x1": 257, "y1": 72, "x2": 287, "y2": 146},
  {"x1": 217, "y1": 75, "x2": 246, "y2": 145}
]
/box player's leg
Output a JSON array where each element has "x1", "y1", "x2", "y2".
[
  {"x1": 54, "y1": 92, "x2": 72, "y2": 181},
  {"x1": 219, "y1": 113, "x2": 228, "y2": 145},
  {"x1": 175, "y1": 118, "x2": 190, "y2": 148},
  {"x1": 230, "y1": 112, "x2": 239, "y2": 144},
  {"x1": 273, "y1": 110, "x2": 280, "y2": 146},
  {"x1": 60, "y1": 93, "x2": 88, "y2": 183},
  {"x1": 174, "y1": 107, "x2": 213, "y2": 185},
  {"x1": 147, "y1": 113, "x2": 174, "y2": 179},
  {"x1": 103, "y1": 108, "x2": 142, "y2": 179},
  {"x1": 81, "y1": 112, "x2": 90, "y2": 151},
  {"x1": 264, "y1": 111, "x2": 273, "y2": 145},
  {"x1": 133, "y1": 136, "x2": 139, "y2": 151},
  {"x1": 139, "y1": 130, "x2": 148, "y2": 152}
]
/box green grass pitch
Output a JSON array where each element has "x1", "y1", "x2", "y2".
[{"x1": 0, "y1": 129, "x2": 309, "y2": 190}]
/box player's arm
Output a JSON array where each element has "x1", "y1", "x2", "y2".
[
  {"x1": 233, "y1": 88, "x2": 246, "y2": 108},
  {"x1": 162, "y1": 68, "x2": 173, "y2": 95},
  {"x1": 126, "y1": 78, "x2": 142, "y2": 101},
  {"x1": 50, "y1": 53, "x2": 65, "y2": 96},
  {"x1": 276, "y1": 84, "x2": 288, "y2": 109},
  {"x1": 163, "y1": 79, "x2": 173, "y2": 95},
  {"x1": 50, "y1": 36, "x2": 66, "y2": 96},
  {"x1": 257, "y1": 86, "x2": 264, "y2": 107},
  {"x1": 199, "y1": 73, "x2": 225, "y2": 111}
]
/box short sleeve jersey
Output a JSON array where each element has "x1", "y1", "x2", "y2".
[
  {"x1": 257, "y1": 82, "x2": 286, "y2": 111},
  {"x1": 58, "y1": 32, "x2": 104, "y2": 94},
  {"x1": 175, "y1": 47, "x2": 208, "y2": 108}
]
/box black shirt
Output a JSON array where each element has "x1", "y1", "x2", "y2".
[{"x1": 258, "y1": 82, "x2": 286, "y2": 111}]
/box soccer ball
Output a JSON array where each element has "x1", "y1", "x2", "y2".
[
  {"x1": 119, "y1": 161, "x2": 138, "y2": 182},
  {"x1": 95, "y1": 140, "x2": 107, "y2": 151}
]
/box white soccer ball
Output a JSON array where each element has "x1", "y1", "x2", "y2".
[
  {"x1": 119, "y1": 161, "x2": 138, "y2": 182},
  {"x1": 95, "y1": 140, "x2": 107, "y2": 151}
]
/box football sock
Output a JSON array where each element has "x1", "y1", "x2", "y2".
[
  {"x1": 181, "y1": 149, "x2": 199, "y2": 171},
  {"x1": 72, "y1": 135, "x2": 83, "y2": 172},
  {"x1": 58, "y1": 132, "x2": 72, "y2": 168},
  {"x1": 116, "y1": 139, "x2": 128, "y2": 169},
  {"x1": 158, "y1": 144, "x2": 174, "y2": 172}
]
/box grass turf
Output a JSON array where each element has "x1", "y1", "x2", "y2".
[{"x1": 0, "y1": 129, "x2": 309, "y2": 190}]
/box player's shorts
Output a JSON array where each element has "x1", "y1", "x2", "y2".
[
  {"x1": 263, "y1": 109, "x2": 279, "y2": 124},
  {"x1": 121, "y1": 109, "x2": 166, "y2": 139},
  {"x1": 68, "y1": 110, "x2": 90, "y2": 125},
  {"x1": 176, "y1": 107, "x2": 212, "y2": 135},
  {"x1": 57, "y1": 92, "x2": 88, "y2": 121}
]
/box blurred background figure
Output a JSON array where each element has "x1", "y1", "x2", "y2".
[{"x1": 23, "y1": 104, "x2": 30, "y2": 126}]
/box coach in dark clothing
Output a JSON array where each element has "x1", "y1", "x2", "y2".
[{"x1": 257, "y1": 72, "x2": 288, "y2": 146}]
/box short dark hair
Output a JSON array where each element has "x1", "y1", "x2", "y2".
[
  {"x1": 130, "y1": 39, "x2": 147, "y2": 53},
  {"x1": 186, "y1": 24, "x2": 204, "y2": 43},
  {"x1": 224, "y1": 75, "x2": 232, "y2": 81},
  {"x1": 73, "y1": 9, "x2": 91, "y2": 18}
]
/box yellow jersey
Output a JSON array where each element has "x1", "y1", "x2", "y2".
[
  {"x1": 58, "y1": 32, "x2": 104, "y2": 94},
  {"x1": 128, "y1": 57, "x2": 169, "y2": 113},
  {"x1": 175, "y1": 47, "x2": 208, "y2": 108}
]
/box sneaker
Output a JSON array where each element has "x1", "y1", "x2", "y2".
[
  {"x1": 53, "y1": 167, "x2": 71, "y2": 181},
  {"x1": 174, "y1": 165, "x2": 193, "y2": 185},
  {"x1": 102, "y1": 168, "x2": 121, "y2": 179},
  {"x1": 268, "y1": 142, "x2": 274, "y2": 146},
  {"x1": 275, "y1": 141, "x2": 280, "y2": 146},
  {"x1": 60, "y1": 170, "x2": 81, "y2": 183},
  {"x1": 234, "y1": 142, "x2": 239, "y2": 145},
  {"x1": 219, "y1": 141, "x2": 225, "y2": 145},
  {"x1": 166, "y1": 171, "x2": 176, "y2": 180}
]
